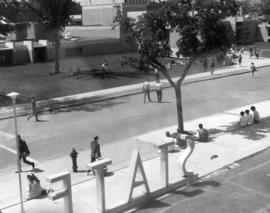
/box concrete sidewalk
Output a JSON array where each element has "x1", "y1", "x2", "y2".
[
  {"x1": 2, "y1": 99, "x2": 270, "y2": 213},
  {"x1": 1, "y1": 54, "x2": 270, "y2": 120}
]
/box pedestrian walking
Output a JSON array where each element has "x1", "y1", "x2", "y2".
[
  {"x1": 238, "y1": 54, "x2": 242, "y2": 67},
  {"x1": 250, "y1": 62, "x2": 257, "y2": 77},
  {"x1": 250, "y1": 106, "x2": 261, "y2": 124},
  {"x1": 255, "y1": 48, "x2": 259, "y2": 59},
  {"x1": 249, "y1": 47, "x2": 253, "y2": 58},
  {"x1": 142, "y1": 80, "x2": 152, "y2": 103},
  {"x1": 240, "y1": 47, "x2": 244, "y2": 55},
  {"x1": 210, "y1": 61, "x2": 215, "y2": 75},
  {"x1": 27, "y1": 97, "x2": 39, "y2": 122},
  {"x1": 18, "y1": 135, "x2": 35, "y2": 171},
  {"x1": 154, "y1": 68, "x2": 160, "y2": 81},
  {"x1": 203, "y1": 57, "x2": 208, "y2": 72},
  {"x1": 155, "y1": 80, "x2": 162, "y2": 103},
  {"x1": 87, "y1": 136, "x2": 101, "y2": 175}
]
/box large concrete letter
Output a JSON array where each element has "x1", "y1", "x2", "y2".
[
  {"x1": 88, "y1": 158, "x2": 112, "y2": 213},
  {"x1": 154, "y1": 141, "x2": 174, "y2": 187},
  {"x1": 126, "y1": 150, "x2": 150, "y2": 202},
  {"x1": 46, "y1": 171, "x2": 73, "y2": 213}
]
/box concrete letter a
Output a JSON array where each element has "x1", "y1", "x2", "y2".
[{"x1": 126, "y1": 150, "x2": 150, "y2": 202}]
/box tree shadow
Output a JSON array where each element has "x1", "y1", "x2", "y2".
[
  {"x1": 43, "y1": 98, "x2": 126, "y2": 115},
  {"x1": 105, "y1": 171, "x2": 114, "y2": 177},
  {"x1": 173, "y1": 188, "x2": 204, "y2": 197},
  {"x1": 138, "y1": 200, "x2": 171, "y2": 210},
  {"x1": 208, "y1": 117, "x2": 270, "y2": 141},
  {"x1": 61, "y1": 69, "x2": 145, "y2": 81},
  {"x1": 76, "y1": 169, "x2": 89, "y2": 173},
  {"x1": 191, "y1": 180, "x2": 221, "y2": 187}
]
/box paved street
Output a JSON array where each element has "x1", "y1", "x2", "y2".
[
  {"x1": 1, "y1": 66, "x2": 270, "y2": 172},
  {"x1": 134, "y1": 147, "x2": 270, "y2": 213}
]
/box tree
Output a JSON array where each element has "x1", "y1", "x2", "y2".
[
  {"x1": 260, "y1": 0, "x2": 270, "y2": 21},
  {"x1": 26, "y1": 0, "x2": 73, "y2": 74},
  {"x1": 239, "y1": 0, "x2": 262, "y2": 18},
  {"x1": 115, "y1": 0, "x2": 238, "y2": 132},
  {"x1": 0, "y1": 0, "x2": 29, "y2": 36}
]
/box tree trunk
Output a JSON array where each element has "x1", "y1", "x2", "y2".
[
  {"x1": 175, "y1": 85, "x2": 184, "y2": 132},
  {"x1": 54, "y1": 35, "x2": 60, "y2": 74}
]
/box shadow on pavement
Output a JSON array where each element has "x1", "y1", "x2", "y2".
[
  {"x1": 138, "y1": 200, "x2": 171, "y2": 210},
  {"x1": 44, "y1": 99, "x2": 126, "y2": 115},
  {"x1": 205, "y1": 116, "x2": 270, "y2": 141},
  {"x1": 192, "y1": 180, "x2": 221, "y2": 187},
  {"x1": 61, "y1": 69, "x2": 146, "y2": 81},
  {"x1": 173, "y1": 188, "x2": 204, "y2": 197}
]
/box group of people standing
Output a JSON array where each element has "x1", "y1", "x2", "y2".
[
  {"x1": 238, "y1": 106, "x2": 260, "y2": 127},
  {"x1": 202, "y1": 57, "x2": 215, "y2": 75},
  {"x1": 142, "y1": 79, "x2": 163, "y2": 103}
]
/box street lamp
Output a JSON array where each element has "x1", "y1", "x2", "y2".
[{"x1": 7, "y1": 92, "x2": 25, "y2": 213}]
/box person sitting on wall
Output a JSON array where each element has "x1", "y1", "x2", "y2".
[
  {"x1": 250, "y1": 106, "x2": 260, "y2": 124},
  {"x1": 101, "y1": 60, "x2": 109, "y2": 72},
  {"x1": 238, "y1": 111, "x2": 248, "y2": 127}
]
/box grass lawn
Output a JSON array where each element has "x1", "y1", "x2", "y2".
[{"x1": 0, "y1": 52, "x2": 231, "y2": 106}]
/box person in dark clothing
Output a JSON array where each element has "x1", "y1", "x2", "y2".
[
  {"x1": 27, "y1": 97, "x2": 39, "y2": 122},
  {"x1": 238, "y1": 54, "x2": 242, "y2": 66},
  {"x1": 249, "y1": 48, "x2": 253, "y2": 58},
  {"x1": 203, "y1": 57, "x2": 208, "y2": 72},
  {"x1": 90, "y1": 136, "x2": 101, "y2": 162},
  {"x1": 18, "y1": 135, "x2": 35, "y2": 171},
  {"x1": 87, "y1": 136, "x2": 101, "y2": 175}
]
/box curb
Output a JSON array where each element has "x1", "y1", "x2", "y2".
[{"x1": 0, "y1": 63, "x2": 269, "y2": 121}]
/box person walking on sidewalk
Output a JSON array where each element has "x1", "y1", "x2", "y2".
[
  {"x1": 251, "y1": 106, "x2": 261, "y2": 124},
  {"x1": 27, "y1": 97, "x2": 39, "y2": 122},
  {"x1": 238, "y1": 54, "x2": 242, "y2": 67},
  {"x1": 154, "y1": 68, "x2": 160, "y2": 81},
  {"x1": 155, "y1": 80, "x2": 162, "y2": 103},
  {"x1": 90, "y1": 136, "x2": 101, "y2": 163},
  {"x1": 203, "y1": 57, "x2": 208, "y2": 72},
  {"x1": 87, "y1": 136, "x2": 101, "y2": 175},
  {"x1": 250, "y1": 62, "x2": 257, "y2": 77},
  {"x1": 18, "y1": 135, "x2": 35, "y2": 171},
  {"x1": 249, "y1": 47, "x2": 253, "y2": 58},
  {"x1": 210, "y1": 61, "x2": 215, "y2": 75},
  {"x1": 142, "y1": 80, "x2": 152, "y2": 103}
]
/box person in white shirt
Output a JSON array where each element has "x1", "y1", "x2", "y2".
[
  {"x1": 155, "y1": 80, "x2": 162, "y2": 103},
  {"x1": 239, "y1": 111, "x2": 248, "y2": 127},
  {"x1": 245, "y1": 109, "x2": 254, "y2": 125},
  {"x1": 142, "y1": 80, "x2": 151, "y2": 103},
  {"x1": 250, "y1": 106, "x2": 260, "y2": 124}
]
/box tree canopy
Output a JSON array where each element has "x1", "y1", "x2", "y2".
[
  {"x1": 261, "y1": 0, "x2": 270, "y2": 20},
  {"x1": 115, "y1": 0, "x2": 238, "y2": 131}
]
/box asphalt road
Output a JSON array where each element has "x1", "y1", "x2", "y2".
[
  {"x1": 0, "y1": 66, "x2": 270, "y2": 171},
  {"x1": 134, "y1": 148, "x2": 270, "y2": 213}
]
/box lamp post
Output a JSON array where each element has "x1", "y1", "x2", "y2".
[{"x1": 7, "y1": 92, "x2": 24, "y2": 213}]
